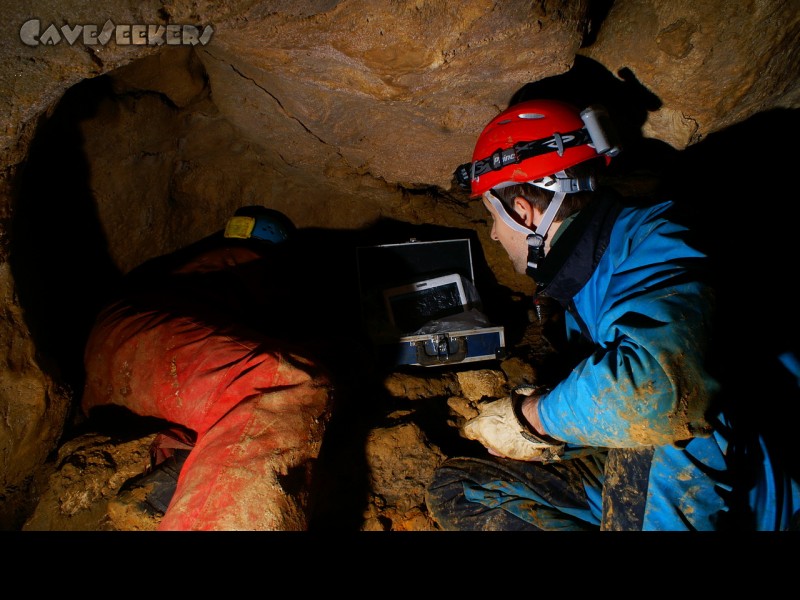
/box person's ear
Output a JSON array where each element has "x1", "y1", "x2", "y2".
[{"x1": 512, "y1": 196, "x2": 537, "y2": 228}]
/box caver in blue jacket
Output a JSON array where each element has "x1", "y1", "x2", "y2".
[
  {"x1": 542, "y1": 189, "x2": 800, "y2": 530},
  {"x1": 427, "y1": 189, "x2": 800, "y2": 530},
  {"x1": 428, "y1": 98, "x2": 799, "y2": 531}
]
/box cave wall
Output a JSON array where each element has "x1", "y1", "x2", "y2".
[{"x1": 0, "y1": 0, "x2": 798, "y2": 524}]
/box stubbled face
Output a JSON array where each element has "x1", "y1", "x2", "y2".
[{"x1": 482, "y1": 195, "x2": 531, "y2": 275}]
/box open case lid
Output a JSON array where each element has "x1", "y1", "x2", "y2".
[
  {"x1": 356, "y1": 238, "x2": 475, "y2": 292},
  {"x1": 356, "y1": 238, "x2": 483, "y2": 341}
]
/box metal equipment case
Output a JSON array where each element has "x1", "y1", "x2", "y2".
[{"x1": 356, "y1": 238, "x2": 506, "y2": 367}]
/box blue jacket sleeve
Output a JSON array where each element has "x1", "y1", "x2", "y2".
[{"x1": 539, "y1": 203, "x2": 719, "y2": 448}]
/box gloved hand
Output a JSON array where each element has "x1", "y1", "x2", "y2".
[{"x1": 462, "y1": 391, "x2": 565, "y2": 462}]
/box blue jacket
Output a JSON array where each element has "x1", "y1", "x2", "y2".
[{"x1": 533, "y1": 190, "x2": 799, "y2": 530}]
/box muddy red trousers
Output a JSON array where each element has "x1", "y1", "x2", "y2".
[{"x1": 81, "y1": 245, "x2": 334, "y2": 530}]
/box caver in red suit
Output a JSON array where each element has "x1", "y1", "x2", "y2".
[{"x1": 81, "y1": 207, "x2": 335, "y2": 530}]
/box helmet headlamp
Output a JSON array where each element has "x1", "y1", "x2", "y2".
[{"x1": 224, "y1": 208, "x2": 294, "y2": 244}]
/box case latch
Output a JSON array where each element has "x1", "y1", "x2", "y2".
[{"x1": 415, "y1": 334, "x2": 468, "y2": 365}]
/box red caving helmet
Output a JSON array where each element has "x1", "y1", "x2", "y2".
[{"x1": 461, "y1": 99, "x2": 618, "y2": 198}]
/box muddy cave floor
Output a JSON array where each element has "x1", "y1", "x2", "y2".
[{"x1": 16, "y1": 312, "x2": 565, "y2": 532}]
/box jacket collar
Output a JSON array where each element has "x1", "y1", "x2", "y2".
[{"x1": 528, "y1": 189, "x2": 623, "y2": 306}]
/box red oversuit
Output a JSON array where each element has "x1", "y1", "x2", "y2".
[{"x1": 81, "y1": 237, "x2": 334, "y2": 530}]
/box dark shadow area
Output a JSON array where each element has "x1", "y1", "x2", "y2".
[
  {"x1": 510, "y1": 55, "x2": 675, "y2": 187},
  {"x1": 658, "y1": 108, "x2": 800, "y2": 484},
  {"x1": 580, "y1": 0, "x2": 615, "y2": 48},
  {"x1": 10, "y1": 75, "x2": 123, "y2": 426},
  {"x1": 278, "y1": 220, "x2": 524, "y2": 529},
  {"x1": 294, "y1": 218, "x2": 503, "y2": 332},
  {"x1": 66, "y1": 405, "x2": 177, "y2": 444}
]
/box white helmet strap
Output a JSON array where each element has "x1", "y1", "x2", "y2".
[
  {"x1": 526, "y1": 188, "x2": 565, "y2": 270},
  {"x1": 483, "y1": 190, "x2": 533, "y2": 236},
  {"x1": 483, "y1": 170, "x2": 571, "y2": 270}
]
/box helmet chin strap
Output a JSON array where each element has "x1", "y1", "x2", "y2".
[
  {"x1": 484, "y1": 170, "x2": 570, "y2": 270},
  {"x1": 526, "y1": 189, "x2": 565, "y2": 270}
]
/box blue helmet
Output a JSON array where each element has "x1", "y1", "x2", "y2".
[{"x1": 224, "y1": 206, "x2": 295, "y2": 244}]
